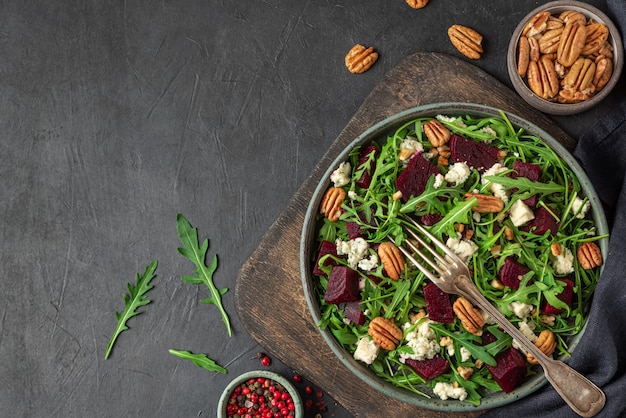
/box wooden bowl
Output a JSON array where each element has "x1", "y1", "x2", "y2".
[{"x1": 507, "y1": 0, "x2": 623, "y2": 115}]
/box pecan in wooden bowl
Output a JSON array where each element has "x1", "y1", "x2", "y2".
[{"x1": 507, "y1": 0, "x2": 623, "y2": 115}]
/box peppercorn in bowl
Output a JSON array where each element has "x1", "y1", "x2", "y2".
[
  {"x1": 507, "y1": 0, "x2": 623, "y2": 115},
  {"x1": 218, "y1": 370, "x2": 303, "y2": 418},
  {"x1": 300, "y1": 102, "x2": 609, "y2": 411}
]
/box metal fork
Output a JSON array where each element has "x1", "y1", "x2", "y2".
[{"x1": 393, "y1": 215, "x2": 605, "y2": 418}]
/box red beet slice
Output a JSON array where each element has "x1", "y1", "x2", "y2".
[
  {"x1": 324, "y1": 266, "x2": 360, "y2": 304},
  {"x1": 486, "y1": 347, "x2": 528, "y2": 393},
  {"x1": 346, "y1": 221, "x2": 364, "y2": 240},
  {"x1": 343, "y1": 301, "x2": 365, "y2": 325},
  {"x1": 405, "y1": 354, "x2": 450, "y2": 380},
  {"x1": 421, "y1": 213, "x2": 443, "y2": 226},
  {"x1": 542, "y1": 278, "x2": 574, "y2": 314},
  {"x1": 522, "y1": 206, "x2": 558, "y2": 236},
  {"x1": 498, "y1": 257, "x2": 531, "y2": 289},
  {"x1": 355, "y1": 144, "x2": 379, "y2": 189},
  {"x1": 313, "y1": 240, "x2": 338, "y2": 277},
  {"x1": 511, "y1": 161, "x2": 541, "y2": 206},
  {"x1": 423, "y1": 282, "x2": 454, "y2": 323},
  {"x1": 395, "y1": 155, "x2": 440, "y2": 202},
  {"x1": 480, "y1": 331, "x2": 498, "y2": 346},
  {"x1": 449, "y1": 134, "x2": 500, "y2": 172}
]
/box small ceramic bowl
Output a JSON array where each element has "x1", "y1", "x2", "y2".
[
  {"x1": 218, "y1": 370, "x2": 303, "y2": 418},
  {"x1": 507, "y1": 0, "x2": 623, "y2": 115}
]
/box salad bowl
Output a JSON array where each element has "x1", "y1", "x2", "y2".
[{"x1": 300, "y1": 102, "x2": 608, "y2": 411}]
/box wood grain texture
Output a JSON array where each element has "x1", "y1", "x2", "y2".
[{"x1": 235, "y1": 51, "x2": 572, "y2": 417}]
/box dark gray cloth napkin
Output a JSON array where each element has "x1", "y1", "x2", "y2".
[{"x1": 481, "y1": 2, "x2": 626, "y2": 417}]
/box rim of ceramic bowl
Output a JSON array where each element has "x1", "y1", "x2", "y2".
[
  {"x1": 300, "y1": 102, "x2": 609, "y2": 412},
  {"x1": 217, "y1": 370, "x2": 303, "y2": 418},
  {"x1": 507, "y1": 0, "x2": 624, "y2": 115}
]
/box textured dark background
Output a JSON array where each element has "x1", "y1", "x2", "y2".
[{"x1": 0, "y1": 1, "x2": 623, "y2": 417}]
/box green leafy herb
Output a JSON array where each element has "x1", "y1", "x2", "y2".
[
  {"x1": 168, "y1": 349, "x2": 227, "y2": 374},
  {"x1": 176, "y1": 214, "x2": 232, "y2": 336},
  {"x1": 105, "y1": 260, "x2": 158, "y2": 360}
]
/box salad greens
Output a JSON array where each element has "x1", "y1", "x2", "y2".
[
  {"x1": 311, "y1": 112, "x2": 606, "y2": 405},
  {"x1": 105, "y1": 260, "x2": 158, "y2": 360},
  {"x1": 168, "y1": 349, "x2": 228, "y2": 374},
  {"x1": 177, "y1": 214, "x2": 232, "y2": 337}
]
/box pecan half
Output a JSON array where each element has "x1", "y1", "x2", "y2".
[
  {"x1": 593, "y1": 55, "x2": 613, "y2": 90},
  {"x1": 423, "y1": 119, "x2": 451, "y2": 147},
  {"x1": 405, "y1": 0, "x2": 429, "y2": 9},
  {"x1": 557, "y1": 21, "x2": 587, "y2": 67},
  {"x1": 559, "y1": 10, "x2": 587, "y2": 27},
  {"x1": 517, "y1": 36, "x2": 530, "y2": 77},
  {"x1": 538, "y1": 28, "x2": 563, "y2": 54},
  {"x1": 448, "y1": 25, "x2": 483, "y2": 60},
  {"x1": 453, "y1": 297, "x2": 484, "y2": 336},
  {"x1": 577, "y1": 241, "x2": 603, "y2": 269},
  {"x1": 368, "y1": 317, "x2": 403, "y2": 350},
  {"x1": 527, "y1": 329, "x2": 557, "y2": 364},
  {"x1": 465, "y1": 193, "x2": 505, "y2": 213},
  {"x1": 523, "y1": 11, "x2": 550, "y2": 37},
  {"x1": 377, "y1": 241, "x2": 404, "y2": 280},
  {"x1": 320, "y1": 186, "x2": 345, "y2": 222},
  {"x1": 583, "y1": 22, "x2": 609, "y2": 56},
  {"x1": 563, "y1": 57, "x2": 596, "y2": 92},
  {"x1": 527, "y1": 56, "x2": 559, "y2": 100},
  {"x1": 345, "y1": 44, "x2": 378, "y2": 74}
]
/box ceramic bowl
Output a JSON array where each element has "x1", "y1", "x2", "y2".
[
  {"x1": 218, "y1": 370, "x2": 303, "y2": 418},
  {"x1": 507, "y1": 0, "x2": 623, "y2": 115},
  {"x1": 300, "y1": 102, "x2": 609, "y2": 412}
]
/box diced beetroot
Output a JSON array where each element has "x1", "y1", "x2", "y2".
[
  {"x1": 346, "y1": 221, "x2": 364, "y2": 240},
  {"x1": 313, "y1": 240, "x2": 338, "y2": 277},
  {"x1": 511, "y1": 161, "x2": 541, "y2": 206},
  {"x1": 421, "y1": 213, "x2": 443, "y2": 226},
  {"x1": 355, "y1": 144, "x2": 379, "y2": 189},
  {"x1": 395, "y1": 155, "x2": 440, "y2": 202},
  {"x1": 522, "y1": 206, "x2": 558, "y2": 236},
  {"x1": 406, "y1": 354, "x2": 450, "y2": 380},
  {"x1": 486, "y1": 347, "x2": 528, "y2": 393},
  {"x1": 324, "y1": 266, "x2": 360, "y2": 304},
  {"x1": 449, "y1": 134, "x2": 500, "y2": 172},
  {"x1": 480, "y1": 331, "x2": 498, "y2": 346},
  {"x1": 343, "y1": 301, "x2": 365, "y2": 325},
  {"x1": 542, "y1": 278, "x2": 574, "y2": 314},
  {"x1": 498, "y1": 257, "x2": 531, "y2": 289},
  {"x1": 423, "y1": 282, "x2": 454, "y2": 323},
  {"x1": 511, "y1": 161, "x2": 541, "y2": 181}
]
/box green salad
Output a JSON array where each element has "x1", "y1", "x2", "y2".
[{"x1": 310, "y1": 112, "x2": 606, "y2": 405}]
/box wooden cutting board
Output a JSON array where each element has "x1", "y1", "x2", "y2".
[{"x1": 234, "y1": 51, "x2": 573, "y2": 418}]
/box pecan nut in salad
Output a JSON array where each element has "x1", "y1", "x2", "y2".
[
  {"x1": 577, "y1": 241, "x2": 603, "y2": 270},
  {"x1": 423, "y1": 119, "x2": 451, "y2": 147},
  {"x1": 345, "y1": 44, "x2": 378, "y2": 74},
  {"x1": 453, "y1": 297, "x2": 484, "y2": 336},
  {"x1": 465, "y1": 193, "x2": 505, "y2": 213},
  {"x1": 377, "y1": 241, "x2": 405, "y2": 280},
  {"x1": 368, "y1": 317, "x2": 402, "y2": 350},
  {"x1": 526, "y1": 329, "x2": 557, "y2": 364},
  {"x1": 320, "y1": 186, "x2": 345, "y2": 222}
]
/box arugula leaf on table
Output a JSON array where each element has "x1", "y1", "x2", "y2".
[
  {"x1": 176, "y1": 214, "x2": 232, "y2": 337},
  {"x1": 168, "y1": 349, "x2": 227, "y2": 374},
  {"x1": 105, "y1": 260, "x2": 158, "y2": 360}
]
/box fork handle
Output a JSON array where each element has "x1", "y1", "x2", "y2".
[{"x1": 454, "y1": 274, "x2": 606, "y2": 418}]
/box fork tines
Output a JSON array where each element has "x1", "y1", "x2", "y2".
[{"x1": 391, "y1": 216, "x2": 461, "y2": 283}]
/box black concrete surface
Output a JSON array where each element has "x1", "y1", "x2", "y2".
[{"x1": 0, "y1": 1, "x2": 623, "y2": 417}]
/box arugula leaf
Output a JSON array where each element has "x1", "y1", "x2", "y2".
[
  {"x1": 176, "y1": 214, "x2": 232, "y2": 337},
  {"x1": 168, "y1": 349, "x2": 227, "y2": 374},
  {"x1": 105, "y1": 260, "x2": 158, "y2": 360}
]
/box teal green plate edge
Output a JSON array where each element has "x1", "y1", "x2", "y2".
[{"x1": 299, "y1": 102, "x2": 610, "y2": 412}]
